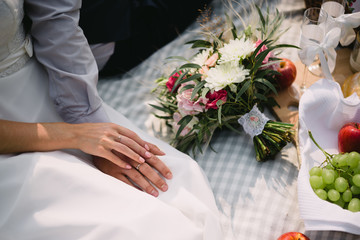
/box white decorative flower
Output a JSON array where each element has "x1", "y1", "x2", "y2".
[
  {"x1": 218, "y1": 38, "x2": 256, "y2": 64},
  {"x1": 192, "y1": 48, "x2": 211, "y2": 66},
  {"x1": 204, "y1": 62, "x2": 250, "y2": 91}
]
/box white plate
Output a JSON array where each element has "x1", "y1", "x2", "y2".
[{"x1": 297, "y1": 78, "x2": 360, "y2": 234}]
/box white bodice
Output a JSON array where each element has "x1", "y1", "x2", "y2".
[{"x1": 0, "y1": 0, "x2": 33, "y2": 77}]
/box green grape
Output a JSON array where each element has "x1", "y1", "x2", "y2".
[
  {"x1": 325, "y1": 183, "x2": 335, "y2": 191},
  {"x1": 348, "y1": 198, "x2": 360, "y2": 212},
  {"x1": 334, "y1": 197, "x2": 346, "y2": 208},
  {"x1": 353, "y1": 174, "x2": 360, "y2": 187},
  {"x1": 315, "y1": 189, "x2": 327, "y2": 200},
  {"x1": 310, "y1": 175, "x2": 324, "y2": 189},
  {"x1": 332, "y1": 154, "x2": 347, "y2": 167},
  {"x1": 331, "y1": 154, "x2": 340, "y2": 166},
  {"x1": 335, "y1": 177, "x2": 349, "y2": 193},
  {"x1": 309, "y1": 166, "x2": 322, "y2": 176},
  {"x1": 347, "y1": 152, "x2": 360, "y2": 169},
  {"x1": 325, "y1": 164, "x2": 335, "y2": 169},
  {"x1": 328, "y1": 189, "x2": 341, "y2": 202},
  {"x1": 351, "y1": 185, "x2": 360, "y2": 195},
  {"x1": 322, "y1": 169, "x2": 335, "y2": 184},
  {"x1": 352, "y1": 164, "x2": 360, "y2": 175},
  {"x1": 342, "y1": 189, "x2": 353, "y2": 202}
]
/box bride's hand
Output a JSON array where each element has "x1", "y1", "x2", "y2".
[
  {"x1": 93, "y1": 153, "x2": 172, "y2": 197},
  {"x1": 73, "y1": 122, "x2": 165, "y2": 169}
]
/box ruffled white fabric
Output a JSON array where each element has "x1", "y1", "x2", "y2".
[
  {"x1": 298, "y1": 79, "x2": 360, "y2": 235},
  {"x1": 0, "y1": 57, "x2": 224, "y2": 240},
  {"x1": 0, "y1": 0, "x2": 223, "y2": 237},
  {"x1": 335, "y1": 12, "x2": 360, "y2": 46}
]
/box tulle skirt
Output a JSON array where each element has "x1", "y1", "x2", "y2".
[{"x1": 0, "y1": 59, "x2": 223, "y2": 240}]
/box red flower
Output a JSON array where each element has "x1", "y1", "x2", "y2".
[
  {"x1": 205, "y1": 90, "x2": 227, "y2": 110},
  {"x1": 166, "y1": 71, "x2": 182, "y2": 92}
]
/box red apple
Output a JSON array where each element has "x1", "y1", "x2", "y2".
[
  {"x1": 276, "y1": 58, "x2": 297, "y2": 90},
  {"x1": 338, "y1": 122, "x2": 360, "y2": 153},
  {"x1": 277, "y1": 232, "x2": 310, "y2": 240}
]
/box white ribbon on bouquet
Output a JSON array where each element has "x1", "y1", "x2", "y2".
[
  {"x1": 298, "y1": 27, "x2": 341, "y2": 81},
  {"x1": 334, "y1": 12, "x2": 360, "y2": 46}
]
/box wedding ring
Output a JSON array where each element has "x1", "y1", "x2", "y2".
[
  {"x1": 135, "y1": 163, "x2": 142, "y2": 170},
  {"x1": 118, "y1": 135, "x2": 122, "y2": 142}
]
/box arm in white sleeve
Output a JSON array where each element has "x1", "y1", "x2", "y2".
[{"x1": 24, "y1": 0, "x2": 110, "y2": 123}]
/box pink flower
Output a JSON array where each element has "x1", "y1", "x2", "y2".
[
  {"x1": 199, "y1": 66, "x2": 210, "y2": 77},
  {"x1": 172, "y1": 112, "x2": 199, "y2": 137},
  {"x1": 255, "y1": 39, "x2": 279, "y2": 70},
  {"x1": 166, "y1": 71, "x2": 182, "y2": 92},
  {"x1": 205, "y1": 90, "x2": 227, "y2": 110},
  {"x1": 176, "y1": 82, "x2": 208, "y2": 116},
  {"x1": 204, "y1": 52, "x2": 219, "y2": 67}
]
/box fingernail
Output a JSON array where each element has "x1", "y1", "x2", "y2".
[
  {"x1": 145, "y1": 144, "x2": 150, "y2": 151},
  {"x1": 139, "y1": 157, "x2": 145, "y2": 163},
  {"x1": 151, "y1": 189, "x2": 159, "y2": 197},
  {"x1": 126, "y1": 164, "x2": 132, "y2": 169},
  {"x1": 166, "y1": 172, "x2": 173, "y2": 179},
  {"x1": 161, "y1": 184, "x2": 168, "y2": 191},
  {"x1": 145, "y1": 151, "x2": 152, "y2": 158},
  {"x1": 159, "y1": 150, "x2": 166, "y2": 155}
]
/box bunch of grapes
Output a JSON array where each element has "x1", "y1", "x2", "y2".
[{"x1": 308, "y1": 131, "x2": 360, "y2": 212}]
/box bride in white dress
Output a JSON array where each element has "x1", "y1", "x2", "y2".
[{"x1": 0, "y1": 0, "x2": 223, "y2": 239}]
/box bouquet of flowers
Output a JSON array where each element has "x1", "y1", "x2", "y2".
[{"x1": 151, "y1": 5, "x2": 297, "y2": 161}]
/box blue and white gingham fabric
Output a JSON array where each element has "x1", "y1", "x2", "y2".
[{"x1": 98, "y1": 0, "x2": 360, "y2": 239}]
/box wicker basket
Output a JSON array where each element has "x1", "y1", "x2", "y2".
[
  {"x1": 304, "y1": 0, "x2": 351, "y2": 13},
  {"x1": 304, "y1": 0, "x2": 322, "y2": 9}
]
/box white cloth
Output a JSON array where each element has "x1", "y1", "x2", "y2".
[
  {"x1": 335, "y1": 12, "x2": 360, "y2": 46},
  {"x1": 90, "y1": 42, "x2": 115, "y2": 71},
  {"x1": 24, "y1": 0, "x2": 109, "y2": 123},
  {"x1": 0, "y1": 43, "x2": 223, "y2": 240},
  {"x1": 298, "y1": 27, "x2": 341, "y2": 80},
  {"x1": 0, "y1": 1, "x2": 223, "y2": 239},
  {"x1": 238, "y1": 105, "x2": 270, "y2": 138},
  {"x1": 298, "y1": 79, "x2": 360, "y2": 235}
]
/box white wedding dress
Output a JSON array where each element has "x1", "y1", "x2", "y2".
[{"x1": 0, "y1": 1, "x2": 223, "y2": 239}]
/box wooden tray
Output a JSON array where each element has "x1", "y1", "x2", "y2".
[{"x1": 271, "y1": 48, "x2": 354, "y2": 147}]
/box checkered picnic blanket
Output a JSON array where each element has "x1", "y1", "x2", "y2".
[{"x1": 98, "y1": 0, "x2": 359, "y2": 239}]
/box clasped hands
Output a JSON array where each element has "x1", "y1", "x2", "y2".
[{"x1": 74, "y1": 123, "x2": 172, "y2": 197}]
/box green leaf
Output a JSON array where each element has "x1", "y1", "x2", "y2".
[
  {"x1": 201, "y1": 87, "x2": 210, "y2": 99},
  {"x1": 224, "y1": 122, "x2": 243, "y2": 135},
  {"x1": 153, "y1": 114, "x2": 172, "y2": 119},
  {"x1": 231, "y1": 22, "x2": 237, "y2": 39},
  {"x1": 191, "y1": 81, "x2": 206, "y2": 100},
  {"x1": 254, "y1": 93, "x2": 267, "y2": 101},
  {"x1": 254, "y1": 78, "x2": 278, "y2": 95},
  {"x1": 179, "y1": 63, "x2": 201, "y2": 70},
  {"x1": 255, "y1": 5, "x2": 266, "y2": 30},
  {"x1": 165, "y1": 56, "x2": 189, "y2": 62},
  {"x1": 256, "y1": 68, "x2": 280, "y2": 78},
  {"x1": 252, "y1": 39, "x2": 271, "y2": 60},
  {"x1": 175, "y1": 115, "x2": 193, "y2": 139},
  {"x1": 179, "y1": 84, "x2": 195, "y2": 93},
  {"x1": 217, "y1": 104, "x2": 222, "y2": 125},
  {"x1": 253, "y1": 48, "x2": 273, "y2": 73},
  {"x1": 173, "y1": 73, "x2": 203, "y2": 93},
  {"x1": 216, "y1": 99, "x2": 224, "y2": 108},
  {"x1": 236, "y1": 80, "x2": 251, "y2": 101},
  {"x1": 171, "y1": 70, "x2": 189, "y2": 93},
  {"x1": 185, "y1": 40, "x2": 212, "y2": 48},
  {"x1": 194, "y1": 138, "x2": 203, "y2": 154},
  {"x1": 266, "y1": 96, "x2": 280, "y2": 108},
  {"x1": 149, "y1": 103, "x2": 173, "y2": 114}
]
